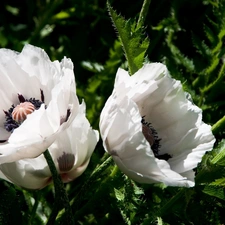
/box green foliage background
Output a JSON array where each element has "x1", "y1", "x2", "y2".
[{"x1": 1, "y1": 0, "x2": 225, "y2": 224}]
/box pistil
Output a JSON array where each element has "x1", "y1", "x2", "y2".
[
  {"x1": 3, "y1": 90, "x2": 45, "y2": 133},
  {"x1": 12, "y1": 102, "x2": 35, "y2": 122}
]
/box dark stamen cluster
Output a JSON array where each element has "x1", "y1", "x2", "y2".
[
  {"x1": 60, "y1": 109, "x2": 71, "y2": 125},
  {"x1": 28, "y1": 97, "x2": 43, "y2": 109},
  {"x1": 3, "y1": 90, "x2": 45, "y2": 133},
  {"x1": 141, "y1": 116, "x2": 161, "y2": 156},
  {"x1": 18, "y1": 93, "x2": 44, "y2": 109},
  {"x1": 4, "y1": 105, "x2": 18, "y2": 132},
  {"x1": 141, "y1": 116, "x2": 172, "y2": 161},
  {"x1": 65, "y1": 109, "x2": 71, "y2": 122}
]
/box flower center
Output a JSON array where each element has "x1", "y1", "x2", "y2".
[
  {"x1": 3, "y1": 90, "x2": 45, "y2": 133},
  {"x1": 141, "y1": 116, "x2": 172, "y2": 161},
  {"x1": 12, "y1": 102, "x2": 35, "y2": 122}
]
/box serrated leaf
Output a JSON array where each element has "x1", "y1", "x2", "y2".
[
  {"x1": 107, "y1": 2, "x2": 149, "y2": 75},
  {"x1": 203, "y1": 185, "x2": 225, "y2": 200},
  {"x1": 211, "y1": 139, "x2": 225, "y2": 165},
  {"x1": 192, "y1": 33, "x2": 212, "y2": 57},
  {"x1": 204, "y1": 24, "x2": 217, "y2": 46},
  {"x1": 210, "y1": 177, "x2": 225, "y2": 186},
  {"x1": 212, "y1": 26, "x2": 225, "y2": 54},
  {"x1": 166, "y1": 31, "x2": 195, "y2": 73}
]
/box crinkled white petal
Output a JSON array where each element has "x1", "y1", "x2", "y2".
[
  {"x1": 100, "y1": 63, "x2": 215, "y2": 187},
  {"x1": 0, "y1": 128, "x2": 11, "y2": 142},
  {"x1": 0, "y1": 170, "x2": 11, "y2": 183},
  {"x1": 102, "y1": 97, "x2": 194, "y2": 187},
  {"x1": 0, "y1": 155, "x2": 51, "y2": 189},
  {"x1": 49, "y1": 101, "x2": 99, "y2": 182},
  {"x1": 0, "y1": 44, "x2": 79, "y2": 164},
  {"x1": 0, "y1": 47, "x2": 48, "y2": 103}
]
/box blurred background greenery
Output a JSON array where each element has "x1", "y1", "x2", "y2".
[{"x1": 1, "y1": 0, "x2": 225, "y2": 224}]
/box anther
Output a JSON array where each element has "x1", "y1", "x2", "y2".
[
  {"x1": 142, "y1": 124, "x2": 155, "y2": 146},
  {"x1": 141, "y1": 116, "x2": 171, "y2": 160},
  {"x1": 40, "y1": 89, "x2": 44, "y2": 103},
  {"x1": 3, "y1": 110, "x2": 10, "y2": 117},
  {"x1": 18, "y1": 94, "x2": 26, "y2": 103},
  {"x1": 65, "y1": 109, "x2": 71, "y2": 122}
]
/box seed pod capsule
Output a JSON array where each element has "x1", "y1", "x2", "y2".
[{"x1": 12, "y1": 102, "x2": 35, "y2": 122}]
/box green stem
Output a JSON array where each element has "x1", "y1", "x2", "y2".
[
  {"x1": 71, "y1": 156, "x2": 114, "y2": 208},
  {"x1": 73, "y1": 164, "x2": 120, "y2": 221},
  {"x1": 57, "y1": 155, "x2": 114, "y2": 224},
  {"x1": 142, "y1": 188, "x2": 188, "y2": 225},
  {"x1": 202, "y1": 62, "x2": 225, "y2": 94},
  {"x1": 29, "y1": 192, "x2": 39, "y2": 225},
  {"x1": 212, "y1": 115, "x2": 225, "y2": 135},
  {"x1": 43, "y1": 150, "x2": 74, "y2": 225},
  {"x1": 157, "y1": 189, "x2": 186, "y2": 217},
  {"x1": 137, "y1": 0, "x2": 151, "y2": 28}
]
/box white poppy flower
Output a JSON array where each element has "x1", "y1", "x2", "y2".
[
  {"x1": 0, "y1": 102, "x2": 99, "y2": 189},
  {"x1": 100, "y1": 63, "x2": 215, "y2": 187},
  {"x1": 0, "y1": 44, "x2": 79, "y2": 164}
]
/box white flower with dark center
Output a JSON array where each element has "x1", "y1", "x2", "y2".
[
  {"x1": 100, "y1": 63, "x2": 215, "y2": 187},
  {"x1": 0, "y1": 44, "x2": 79, "y2": 164},
  {"x1": 0, "y1": 102, "x2": 99, "y2": 189}
]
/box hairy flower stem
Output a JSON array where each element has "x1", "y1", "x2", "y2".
[
  {"x1": 43, "y1": 150, "x2": 74, "y2": 225},
  {"x1": 137, "y1": 0, "x2": 151, "y2": 28},
  {"x1": 71, "y1": 155, "x2": 113, "y2": 205},
  {"x1": 148, "y1": 188, "x2": 192, "y2": 224},
  {"x1": 137, "y1": 189, "x2": 191, "y2": 225},
  {"x1": 142, "y1": 189, "x2": 191, "y2": 225},
  {"x1": 29, "y1": 192, "x2": 40, "y2": 225},
  {"x1": 72, "y1": 156, "x2": 115, "y2": 210},
  {"x1": 56, "y1": 155, "x2": 115, "y2": 224},
  {"x1": 203, "y1": 62, "x2": 225, "y2": 94},
  {"x1": 73, "y1": 164, "x2": 120, "y2": 221}
]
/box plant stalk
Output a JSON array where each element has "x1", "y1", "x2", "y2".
[{"x1": 43, "y1": 149, "x2": 74, "y2": 225}]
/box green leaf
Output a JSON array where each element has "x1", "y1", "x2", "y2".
[
  {"x1": 53, "y1": 11, "x2": 70, "y2": 20},
  {"x1": 203, "y1": 177, "x2": 225, "y2": 200},
  {"x1": 157, "y1": 217, "x2": 163, "y2": 225},
  {"x1": 6, "y1": 5, "x2": 19, "y2": 15},
  {"x1": 211, "y1": 139, "x2": 225, "y2": 165},
  {"x1": 107, "y1": 2, "x2": 149, "y2": 75},
  {"x1": 166, "y1": 31, "x2": 195, "y2": 73},
  {"x1": 156, "y1": 217, "x2": 170, "y2": 225},
  {"x1": 114, "y1": 188, "x2": 125, "y2": 201},
  {"x1": 210, "y1": 177, "x2": 225, "y2": 186},
  {"x1": 204, "y1": 24, "x2": 218, "y2": 46},
  {"x1": 192, "y1": 33, "x2": 212, "y2": 58},
  {"x1": 81, "y1": 61, "x2": 104, "y2": 73},
  {"x1": 203, "y1": 185, "x2": 225, "y2": 201}
]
